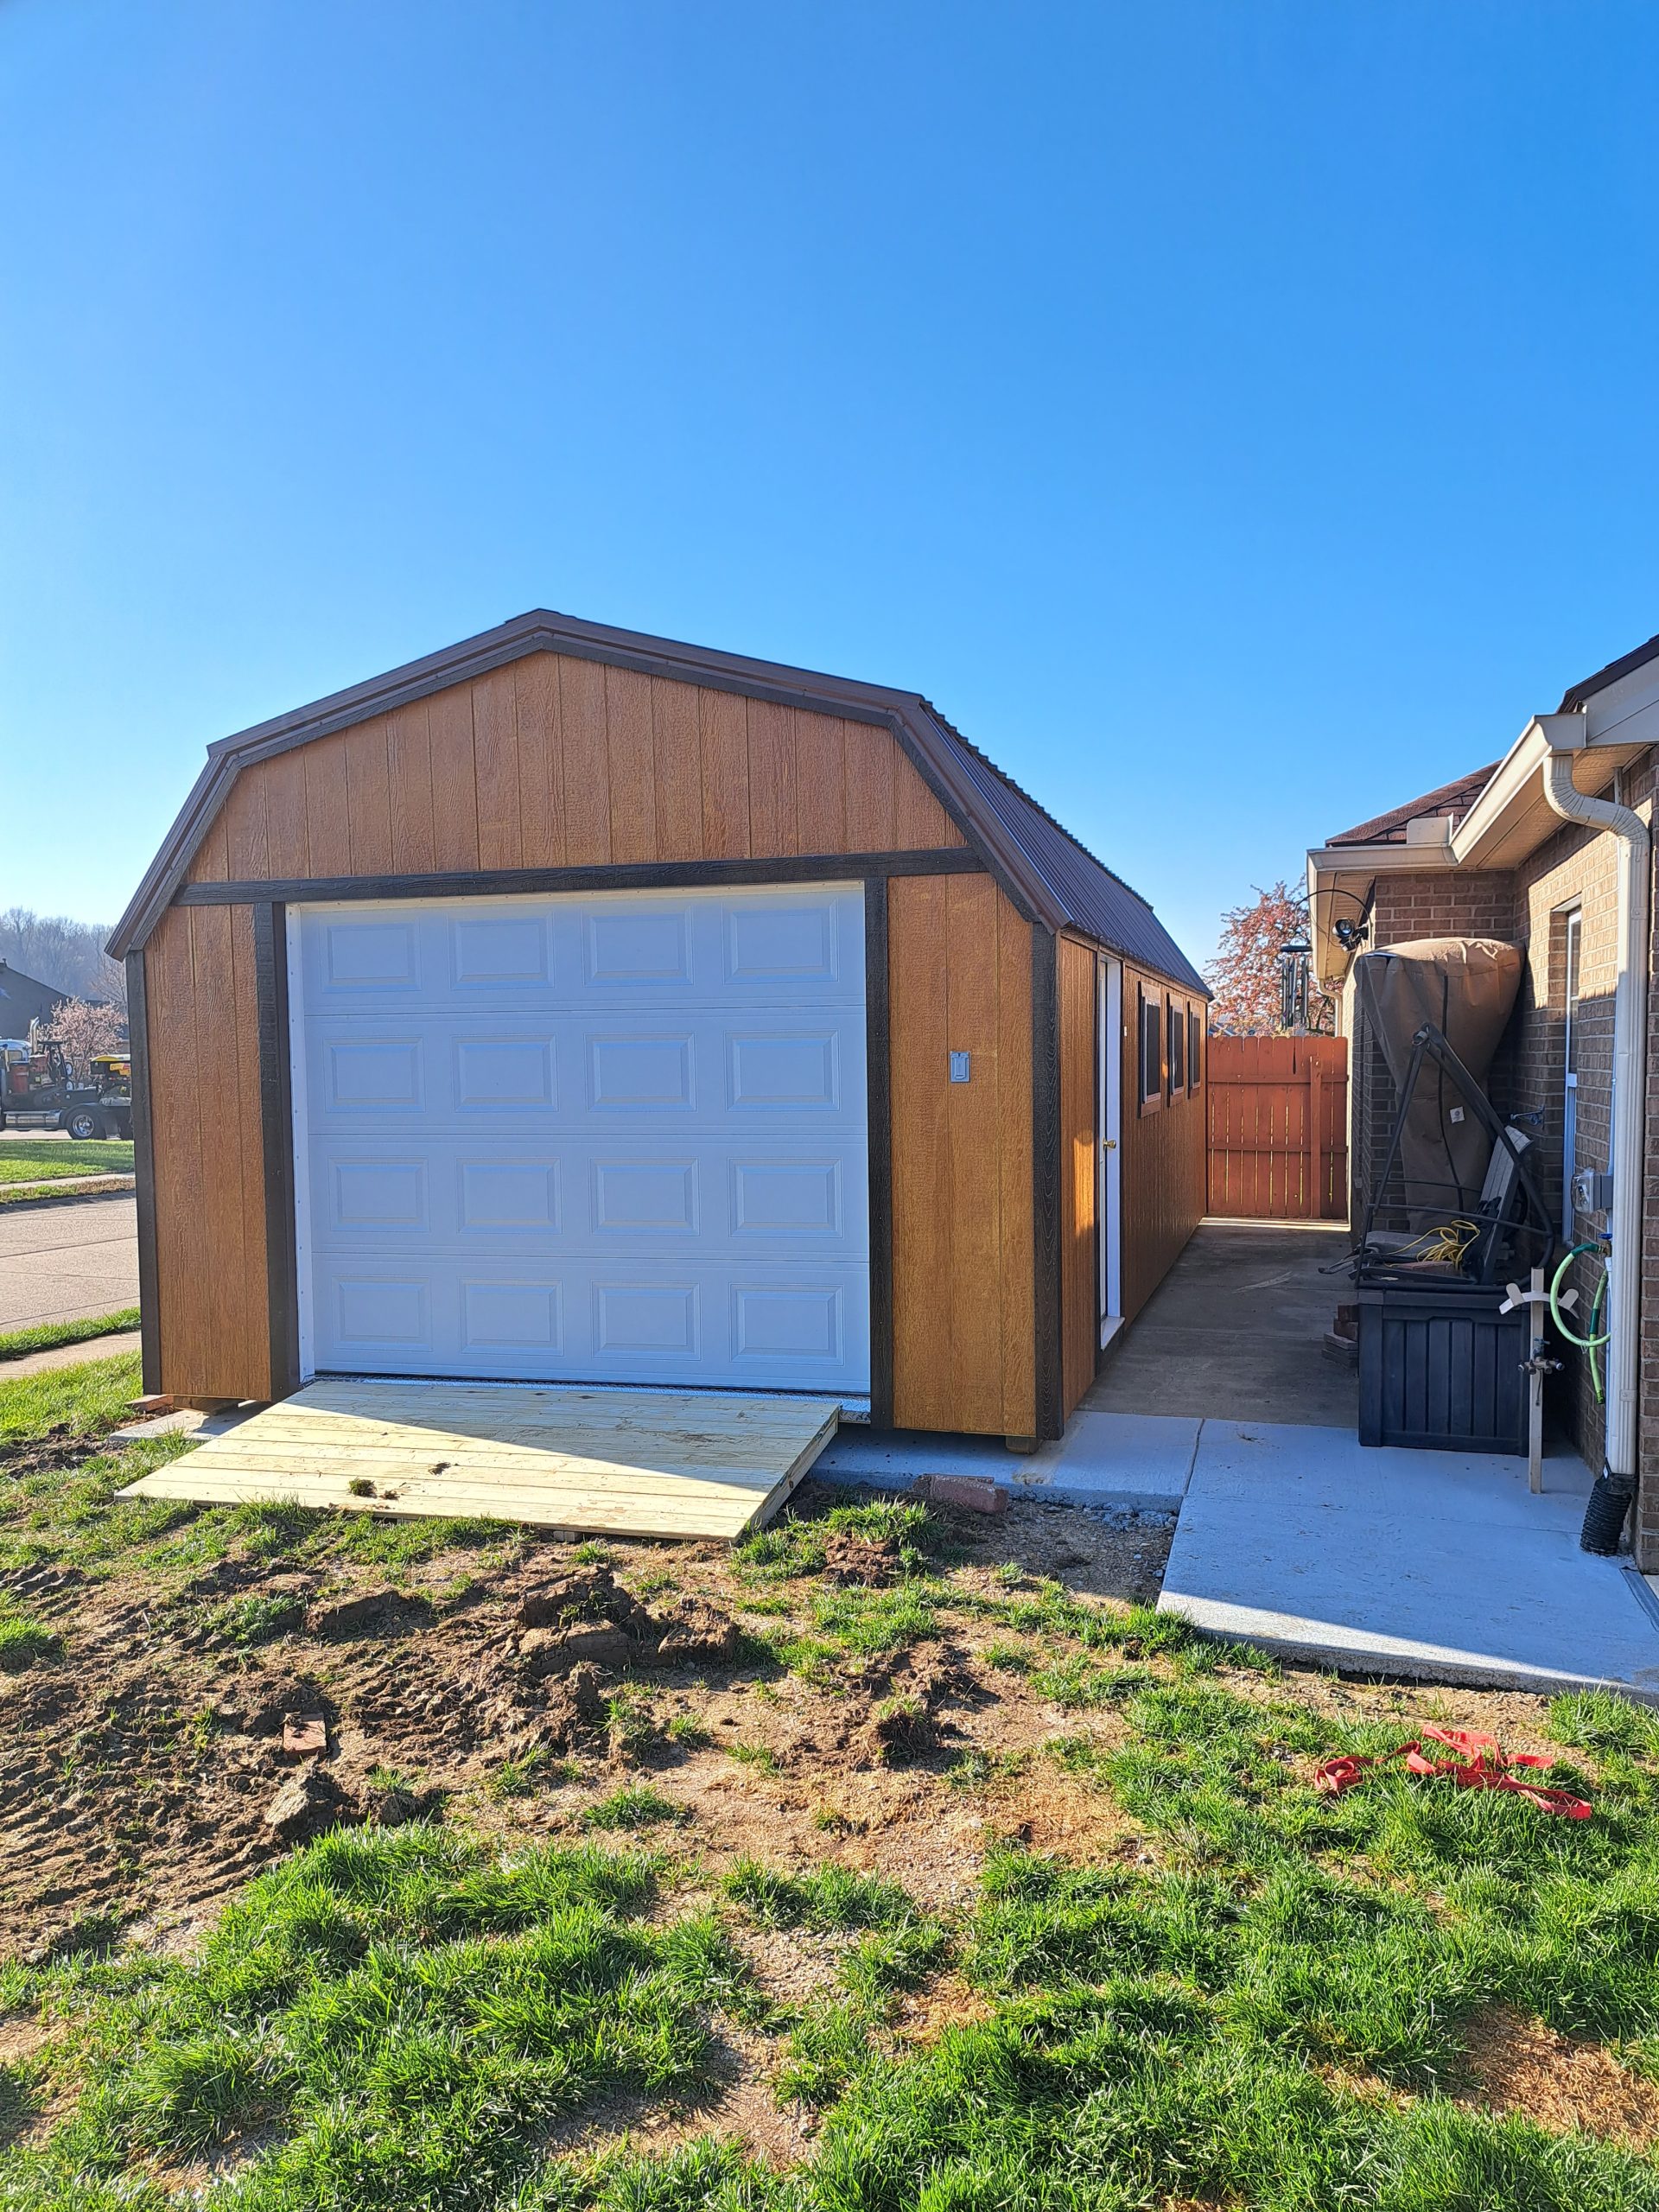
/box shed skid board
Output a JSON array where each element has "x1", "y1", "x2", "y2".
[{"x1": 118, "y1": 1380, "x2": 839, "y2": 1540}]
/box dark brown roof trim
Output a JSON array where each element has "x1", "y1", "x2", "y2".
[
  {"x1": 1558, "y1": 629, "x2": 1659, "y2": 713},
  {"x1": 108, "y1": 608, "x2": 1204, "y2": 991}
]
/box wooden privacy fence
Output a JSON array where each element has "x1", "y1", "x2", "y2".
[{"x1": 1206, "y1": 1035, "x2": 1349, "y2": 1220}]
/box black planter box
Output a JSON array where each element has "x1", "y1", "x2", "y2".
[{"x1": 1357, "y1": 1283, "x2": 1529, "y2": 1454}]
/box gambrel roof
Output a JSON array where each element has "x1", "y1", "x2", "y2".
[{"x1": 110, "y1": 609, "x2": 1205, "y2": 993}]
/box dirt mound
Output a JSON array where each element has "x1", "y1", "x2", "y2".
[
  {"x1": 512, "y1": 1567, "x2": 745, "y2": 1672},
  {"x1": 845, "y1": 1646, "x2": 982, "y2": 1768},
  {"x1": 821, "y1": 1529, "x2": 902, "y2": 1586},
  {"x1": 0, "y1": 1555, "x2": 760, "y2": 1956}
]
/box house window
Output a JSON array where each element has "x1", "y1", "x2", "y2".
[
  {"x1": 1188, "y1": 1005, "x2": 1203, "y2": 1092},
  {"x1": 1139, "y1": 985, "x2": 1163, "y2": 1110},
  {"x1": 1167, "y1": 997, "x2": 1186, "y2": 1096},
  {"x1": 1562, "y1": 906, "x2": 1581, "y2": 1228}
]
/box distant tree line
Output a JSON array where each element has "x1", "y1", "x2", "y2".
[{"x1": 0, "y1": 908, "x2": 127, "y2": 1012}]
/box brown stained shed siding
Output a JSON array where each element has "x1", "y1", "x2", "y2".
[
  {"x1": 185, "y1": 652, "x2": 964, "y2": 887},
  {"x1": 387, "y1": 701, "x2": 437, "y2": 873},
  {"x1": 1058, "y1": 935, "x2": 1099, "y2": 1419},
  {"x1": 1118, "y1": 963, "x2": 1206, "y2": 1320},
  {"x1": 888, "y1": 875, "x2": 1036, "y2": 1437},
  {"x1": 343, "y1": 718, "x2": 392, "y2": 874},
  {"x1": 143, "y1": 903, "x2": 270, "y2": 1402}
]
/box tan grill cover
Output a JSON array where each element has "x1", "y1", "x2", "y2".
[{"x1": 1354, "y1": 937, "x2": 1523, "y2": 1224}]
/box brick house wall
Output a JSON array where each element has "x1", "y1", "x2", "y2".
[{"x1": 1508, "y1": 805, "x2": 1633, "y2": 1476}]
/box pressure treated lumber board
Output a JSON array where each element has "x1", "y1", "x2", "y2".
[{"x1": 118, "y1": 1379, "x2": 841, "y2": 1540}]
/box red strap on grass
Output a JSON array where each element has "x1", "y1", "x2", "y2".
[{"x1": 1313, "y1": 1726, "x2": 1592, "y2": 1818}]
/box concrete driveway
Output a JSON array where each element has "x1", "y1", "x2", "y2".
[
  {"x1": 1086, "y1": 1216, "x2": 1357, "y2": 1427},
  {"x1": 0, "y1": 1193, "x2": 138, "y2": 1331}
]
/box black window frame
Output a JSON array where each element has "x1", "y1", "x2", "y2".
[
  {"x1": 1167, "y1": 994, "x2": 1186, "y2": 1097},
  {"x1": 1139, "y1": 983, "x2": 1163, "y2": 1113}
]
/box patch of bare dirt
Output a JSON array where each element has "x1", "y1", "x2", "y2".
[
  {"x1": 982, "y1": 1760, "x2": 1144, "y2": 1864},
  {"x1": 1459, "y1": 2005, "x2": 1659, "y2": 2152},
  {"x1": 0, "y1": 1469, "x2": 1600, "y2": 1967},
  {"x1": 544, "y1": 2026, "x2": 817, "y2": 2169},
  {"x1": 0, "y1": 2015, "x2": 49, "y2": 2067},
  {"x1": 0, "y1": 1550, "x2": 767, "y2": 1956},
  {"x1": 890, "y1": 1974, "x2": 994, "y2": 2046}
]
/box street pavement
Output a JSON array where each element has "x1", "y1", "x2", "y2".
[{"x1": 0, "y1": 1194, "x2": 139, "y2": 1332}]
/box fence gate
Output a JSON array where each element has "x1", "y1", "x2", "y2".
[{"x1": 1206, "y1": 1035, "x2": 1349, "y2": 1220}]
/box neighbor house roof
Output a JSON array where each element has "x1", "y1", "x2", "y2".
[
  {"x1": 1325, "y1": 763, "x2": 1502, "y2": 849},
  {"x1": 0, "y1": 963, "x2": 68, "y2": 1035},
  {"x1": 1559, "y1": 630, "x2": 1659, "y2": 713},
  {"x1": 109, "y1": 610, "x2": 1207, "y2": 993}
]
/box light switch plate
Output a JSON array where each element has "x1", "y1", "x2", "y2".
[{"x1": 948, "y1": 1051, "x2": 971, "y2": 1084}]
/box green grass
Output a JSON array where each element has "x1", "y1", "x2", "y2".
[
  {"x1": 0, "y1": 1594, "x2": 60, "y2": 1672},
  {"x1": 734, "y1": 1497, "x2": 937, "y2": 1584},
  {"x1": 0, "y1": 1138, "x2": 133, "y2": 1186},
  {"x1": 6, "y1": 1679, "x2": 1659, "y2": 2206},
  {"x1": 0, "y1": 1827, "x2": 755, "y2": 2207},
  {"x1": 0, "y1": 1308, "x2": 142, "y2": 1363},
  {"x1": 721, "y1": 1859, "x2": 919, "y2": 1933},
  {"x1": 488, "y1": 1748, "x2": 575, "y2": 1799},
  {"x1": 582, "y1": 1784, "x2": 685, "y2": 1831},
  {"x1": 205, "y1": 1592, "x2": 307, "y2": 1648}
]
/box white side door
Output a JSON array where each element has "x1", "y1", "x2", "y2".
[{"x1": 1097, "y1": 955, "x2": 1122, "y2": 1344}]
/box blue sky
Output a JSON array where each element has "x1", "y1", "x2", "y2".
[{"x1": 3, "y1": 2, "x2": 1656, "y2": 965}]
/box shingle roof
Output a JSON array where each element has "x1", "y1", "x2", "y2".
[
  {"x1": 1325, "y1": 762, "x2": 1501, "y2": 848},
  {"x1": 1558, "y1": 630, "x2": 1659, "y2": 711},
  {"x1": 109, "y1": 610, "x2": 1208, "y2": 995}
]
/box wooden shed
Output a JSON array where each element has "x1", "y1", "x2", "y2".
[{"x1": 109, "y1": 611, "x2": 1208, "y2": 1451}]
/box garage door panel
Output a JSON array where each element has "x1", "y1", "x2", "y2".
[
  {"x1": 457, "y1": 1160, "x2": 561, "y2": 1230},
  {"x1": 308, "y1": 1139, "x2": 864, "y2": 1257},
  {"x1": 308, "y1": 1259, "x2": 868, "y2": 1385},
  {"x1": 303, "y1": 895, "x2": 861, "y2": 1014},
  {"x1": 296, "y1": 886, "x2": 869, "y2": 1391}
]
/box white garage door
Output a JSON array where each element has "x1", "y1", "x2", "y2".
[{"x1": 289, "y1": 885, "x2": 869, "y2": 1395}]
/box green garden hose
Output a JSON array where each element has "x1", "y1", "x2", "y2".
[{"x1": 1551, "y1": 1241, "x2": 1611, "y2": 1405}]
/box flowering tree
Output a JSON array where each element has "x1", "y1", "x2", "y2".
[
  {"x1": 41, "y1": 997, "x2": 127, "y2": 1080},
  {"x1": 1205, "y1": 880, "x2": 1335, "y2": 1036}
]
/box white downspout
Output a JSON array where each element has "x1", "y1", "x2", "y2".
[{"x1": 1541, "y1": 746, "x2": 1649, "y2": 1493}]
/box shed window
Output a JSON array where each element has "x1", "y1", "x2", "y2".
[
  {"x1": 1139, "y1": 985, "x2": 1163, "y2": 1111},
  {"x1": 1167, "y1": 997, "x2": 1186, "y2": 1096},
  {"x1": 1188, "y1": 1005, "x2": 1203, "y2": 1092}
]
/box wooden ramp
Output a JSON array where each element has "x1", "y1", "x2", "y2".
[{"x1": 118, "y1": 1378, "x2": 841, "y2": 1541}]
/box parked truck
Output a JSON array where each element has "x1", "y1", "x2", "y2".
[{"x1": 0, "y1": 1033, "x2": 132, "y2": 1140}]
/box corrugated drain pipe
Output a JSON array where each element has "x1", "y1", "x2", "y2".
[{"x1": 1541, "y1": 747, "x2": 1649, "y2": 1551}]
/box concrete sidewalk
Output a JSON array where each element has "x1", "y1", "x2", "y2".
[
  {"x1": 817, "y1": 1410, "x2": 1200, "y2": 1512},
  {"x1": 1157, "y1": 1419, "x2": 1659, "y2": 1700}
]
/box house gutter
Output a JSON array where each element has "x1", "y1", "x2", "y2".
[{"x1": 1538, "y1": 721, "x2": 1649, "y2": 1539}]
